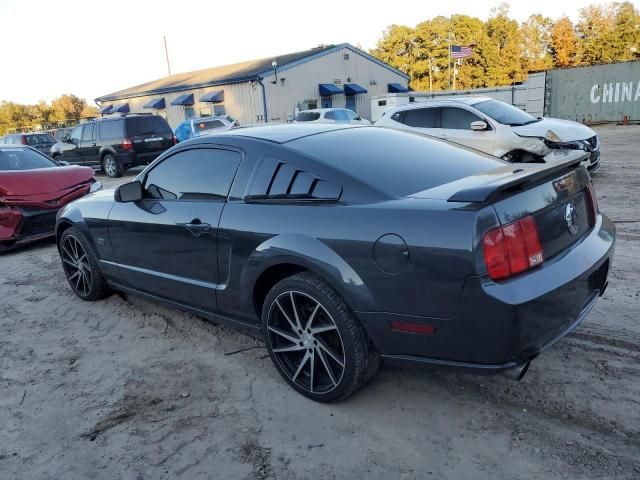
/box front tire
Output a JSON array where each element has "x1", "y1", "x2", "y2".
[
  {"x1": 102, "y1": 153, "x2": 122, "y2": 178},
  {"x1": 59, "y1": 227, "x2": 111, "y2": 301},
  {"x1": 262, "y1": 272, "x2": 379, "y2": 402}
]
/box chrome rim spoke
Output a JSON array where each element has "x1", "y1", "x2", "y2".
[
  {"x1": 267, "y1": 290, "x2": 345, "y2": 394},
  {"x1": 268, "y1": 325, "x2": 299, "y2": 345},
  {"x1": 291, "y1": 352, "x2": 310, "y2": 382},
  {"x1": 316, "y1": 338, "x2": 345, "y2": 367},
  {"x1": 62, "y1": 235, "x2": 92, "y2": 296},
  {"x1": 316, "y1": 347, "x2": 337, "y2": 386}
]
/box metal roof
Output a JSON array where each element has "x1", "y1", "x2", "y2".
[{"x1": 95, "y1": 43, "x2": 409, "y2": 103}]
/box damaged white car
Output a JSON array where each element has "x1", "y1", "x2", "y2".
[{"x1": 375, "y1": 97, "x2": 601, "y2": 172}]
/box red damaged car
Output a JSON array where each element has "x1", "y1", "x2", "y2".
[{"x1": 0, "y1": 145, "x2": 101, "y2": 251}]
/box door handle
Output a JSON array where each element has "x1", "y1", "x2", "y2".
[{"x1": 178, "y1": 219, "x2": 212, "y2": 236}]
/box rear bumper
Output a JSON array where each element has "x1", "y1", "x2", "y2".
[
  {"x1": 357, "y1": 213, "x2": 615, "y2": 372},
  {"x1": 116, "y1": 151, "x2": 162, "y2": 168}
]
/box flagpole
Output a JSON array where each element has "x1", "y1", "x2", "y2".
[{"x1": 448, "y1": 32, "x2": 452, "y2": 90}]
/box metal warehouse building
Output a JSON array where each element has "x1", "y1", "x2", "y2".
[{"x1": 95, "y1": 43, "x2": 409, "y2": 128}]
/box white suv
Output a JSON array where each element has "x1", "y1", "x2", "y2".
[
  {"x1": 375, "y1": 97, "x2": 600, "y2": 171},
  {"x1": 294, "y1": 108, "x2": 371, "y2": 125}
]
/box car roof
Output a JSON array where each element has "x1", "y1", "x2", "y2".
[
  {"x1": 212, "y1": 123, "x2": 364, "y2": 144},
  {"x1": 389, "y1": 96, "x2": 493, "y2": 112},
  {"x1": 298, "y1": 108, "x2": 350, "y2": 113},
  {"x1": 190, "y1": 115, "x2": 230, "y2": 122}
]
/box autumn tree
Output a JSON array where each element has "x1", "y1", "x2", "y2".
[
  {"x1": 521, "y1": 14, "x2": 554, "y2": 71},
  {"x1": 550, "y1": 16, "x2": 581, "y2": 67},
  {"x1": 51, "y1": 94, "x2": 87, "y2": 122}
]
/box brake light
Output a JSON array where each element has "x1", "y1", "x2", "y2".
[
  {"x1": 122, "y1": 137, "x2": 133, "y2": 151},
  {"x1": 21, "y1": 135, "x2": 27, "y2": 145},
  {"x1": 483, "y1": 215, "x2": 544, "y2": 281},
  {"x1": 586, "y1": 182, "x2": 598, "y2": 224}
]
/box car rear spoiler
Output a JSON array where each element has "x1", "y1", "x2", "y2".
[{"x1": 447, "y1": 151, "x2": 590, "y2": 203}]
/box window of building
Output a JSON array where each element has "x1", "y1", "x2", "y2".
[
  {"x1": 144, "y1": 148, "x2": 242, "y2": 201},
  {"x1": 185, "y1": 107, "x2": 196, "y2": 120},
  {"x1": 199, "y1": 106, "x2": 213, "y2": 117},
  {"x1": 213, "y1": 104, "x2": 226, "y2": 116},
  {"x1": 343, "y1": 53, "x2": 350, "y2": 60}
]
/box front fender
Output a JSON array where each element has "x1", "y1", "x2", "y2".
[{"x1": 240, "y1": 233, "x2": 377, "y2": 313}]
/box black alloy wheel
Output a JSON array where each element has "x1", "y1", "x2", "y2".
[
  {"x1": 59, "y1": 227, "x2": 110, "y2": 301},
  {"x1": 263, "y1": 272, "x2": 379, "y2": 402}
]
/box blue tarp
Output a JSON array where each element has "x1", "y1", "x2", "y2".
[
  {"x1": 388, "y1": 83, "x2": 409, "y2": 93},
  {"x1": 171, "y1": 93, "x2": 194, "y2": 106},
  {"x1": 113, "y1": 103, "x2": 130, "y2": 113},
  {"x1": 319, "y1": 84, "x2": 344, "y2": 96},
  {"x1": 200, "y1": 90, "x2": 224, "y2": 103},
  {"x1": 143, "y1": 98, "x2": 166, "y2": 109},
  {"x1": 344, "y1": 83, "x2": 368, "y2": 95}
]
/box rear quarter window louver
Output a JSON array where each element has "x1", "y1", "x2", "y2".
[{"x1": 246, "y1": 157, "x2": 341, "y2": 201}]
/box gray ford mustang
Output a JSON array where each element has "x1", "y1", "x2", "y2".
[{"x1": 55, "y1": 124, "x2": 614, "y2": 402}]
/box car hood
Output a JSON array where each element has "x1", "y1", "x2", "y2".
[
  {"x1": 512, "y1": 118, "x2": 595, "y2": 142},
  {"x1": 0, "y1": 166, "x2": 94, "y2": 196}
]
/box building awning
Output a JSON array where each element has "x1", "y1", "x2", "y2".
[
  {"x1": 113, "y1": 103, "x2": 130, "y2": 113},
  {"x1": 200, "y1": 90, "x2": 224, "y2": 103},
  {"x1": 171, "y1": 93, "x2": 194, "y2": 106},
  {"x1": 388, "y1": 82, "x2": 409, "y2": 93},
  {"x1": 143, "y1": 97, "x2": 166, "y2": 109},
  {"x1": 100, "y1": 105, "x2": 113, "y2": 114},
  {"x1": 344, "y1": 83, "x2": 368, "y2": 95},
  {"x1": 319, "y1": 83, "x2": 344, "y2": 96}
]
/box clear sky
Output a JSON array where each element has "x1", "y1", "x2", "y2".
[{"x1": 1, "y1": 0, "x2": 635, "y2": 105}]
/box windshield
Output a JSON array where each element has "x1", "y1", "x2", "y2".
[
  {"x1": 473, "y1": 100, "x2": 540, "y2": 126},
  {"x1": 0, "y1": 148, "x2": 57, "y2": 171}
]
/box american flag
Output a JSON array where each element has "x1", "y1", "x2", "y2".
[{"x1": 451, "y1": 45, "x2": 473, "y2": 59}]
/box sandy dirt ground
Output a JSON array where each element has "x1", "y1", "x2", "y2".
[{"x1": 1, "y1": 124, "x2": 639, "y2": 480}]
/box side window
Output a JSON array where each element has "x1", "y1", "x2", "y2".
[
  {"x1": 81, "y1": 123, "x2": 94, "y2": 141},
  {"x1": 346, "y1": 110, "x2": 358, "y2": 121},
  {"x1": 402, "y1": 108, "x2": 440, "y2": 128},
  {"x1": 99, "y1": 120, "x2": 124, "y2": 140},
  {"x1": 69, "y1": 125, "x2": 83, "y2": 143},
  {"x1": 334, "y1": 110, "x2": 349, "y2": 122},
  {"x1": 324, "y1": 110, "x2": 335, "y2": 120},
  {"x1": 440, "y1": 107, "x2": 482, "y2": 130},
  {"x1": 144, "y1": 148, "x2": 241, "y2": 201}
]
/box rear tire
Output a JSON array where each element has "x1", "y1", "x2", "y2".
[
  {"x1": 59, "y1": 227, "x2": 111, "y2": 301},
  {"x1": 262, "y1": 271, "x2": 378, "y2": 402},
  {"x1": 102, "y1": 153, "x2": 122, "y2": 178}
]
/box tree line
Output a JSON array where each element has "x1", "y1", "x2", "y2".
[
  {"x1": 369, "y1": 2, "x2": 640, "y2": 92},
  {"x1": 0, "y1": 95, "x2": 98, "y2": 136}
]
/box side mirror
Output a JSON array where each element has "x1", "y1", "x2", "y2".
[
  {"x1": 470, "y1": 120, "x2": 489, "y2": 131},
  {"x1": 57, "y1": 159, "x2": 70, "y2": 166},
  {"x1": 62, "y1": 134, "x2": 71, "y2": 142},
  {"x1": 355, "y1": 116, "x2": 362, "y2": 121},
  {"x1": 115, "y1": 181, "x2": 143, "y2": 203}
]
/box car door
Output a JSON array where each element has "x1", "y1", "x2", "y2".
[
  {"x1": 62, "y1": 125, "x2": 84, "y2": 164},
  {"x1": 79, "y1": 122, "x2": 100, "y2": 167},
  {"x1": 107, "y1": 146, "x2": 243, "y2": 312},
  {"x1": 438, "y1": 107, "x2": 495, "y2": 154}
]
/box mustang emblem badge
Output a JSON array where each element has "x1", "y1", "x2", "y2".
[{"x1": 565, "y1": 203, "x2": 579, "y2": 235}]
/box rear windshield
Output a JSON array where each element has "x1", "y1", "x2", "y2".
[
  {"x1": 125, "y1": 116, "x2": 171, "y2": 136},
  {"x1": 295, "y1": 111, "x2": 321, "y2": 122},
  {"x1": 0, "y1": 148, "x2": 57, "y2": 171},
  {"x1": 26, "y1": 134, "x2": 55, "y2": 145},
  {"x1": 194, "y1": 119, "x2": 225, "y2": 132},
  {"x1": 288, "y1": 127, "x2": 504, "y2": 196}
]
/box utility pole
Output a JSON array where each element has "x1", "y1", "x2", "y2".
[{"x1": 163, "y1": 35, "x2": 171, "y2": 76}]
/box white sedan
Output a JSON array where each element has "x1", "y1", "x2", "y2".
[
  {"x1": 294, "y1": 108, "x2": 371, "y2": 125},
  {"x1": 375, "y1": 97, "x2": 600, "y2": 172}
]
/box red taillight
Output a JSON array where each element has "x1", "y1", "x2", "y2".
[
  {"x1": 483, "y1": 215, "x2": 544, "y2": 281},
  {"x1": 122, "y1": 137, "x2": 133, "y2": 151},
  {"x1": 586, "y1": 182, "x2": 598, "y2": 224},
  {"x1": 21, "y1": 135, "x2": 27, "y2": 145},
  {"x1": 172, "y1": 135, "x2": 177, "y2": 145}
]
